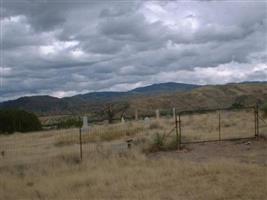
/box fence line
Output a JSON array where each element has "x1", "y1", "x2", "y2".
[
  {"x1": 173, "y1": 105, "x2": 259, "y2": 149},
  {"x1": 76, "y1": 105, "x2": 262, "y2": 159},
  {"x1": 0, "y1": 105, "x2": 265, "y2": 165}
]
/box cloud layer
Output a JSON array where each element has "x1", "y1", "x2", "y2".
[{"x1": 1, "y1": 0, "x2": 266, "y2": 101}]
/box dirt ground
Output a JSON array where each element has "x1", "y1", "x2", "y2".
[{"x1": 150, "y1": 137, "x2": 267, "y2": 166}]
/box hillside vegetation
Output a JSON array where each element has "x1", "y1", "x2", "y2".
[
  {"x1": 0, "y1": 82, "x2": 266, "y2": 118},
  {"x1": 130, "y1": 83, "x2": 267, "y2": 113}
]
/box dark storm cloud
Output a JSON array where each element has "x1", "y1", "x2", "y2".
[
  {"x1": 2, "y1": 0, "x2": 82, "y2": 31},
  {"x1": 0, "y1": 0, "x2": 266, "y2": 101}
]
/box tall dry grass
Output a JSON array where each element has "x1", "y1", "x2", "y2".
[
  {"x1": 0, "y1": 151, "x2": 266, "y2": 200},
  {"x1": 1, "y1": 109, "x2": 264, "y2": 166},
  {"x1": 0, "y1": 110, "x2": 266, "y2": 199},
  {"x1": 180, "y1": 109, "x2": 257, "y2": 142},
  {"x1": 52, "y1": 109, "x2": 261, "y2": 148},
  {"x1": 55, "y1": 122, "x2": 145, "y2": 146}
]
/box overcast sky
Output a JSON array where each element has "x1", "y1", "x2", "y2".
[{"x1": 0, "y1": 0, "x2": 266, "y2": 101}]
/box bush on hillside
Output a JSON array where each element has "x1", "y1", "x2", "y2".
[
  {"x1": 56, "y1": 118, "x2": 82, "y2": 129},
  {"x1": 261, "y1": 102, "x2": 267, "y2": 117},
  {"x1": 0, "y1": 109, "x2": 42, "y2": 134},
  {"x1": 231, "y1": 102, "x2": 244, "y2": 109}
]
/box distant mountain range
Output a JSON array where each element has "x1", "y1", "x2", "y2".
[
  {"x1": 0, "y1": 82, "x2": 200, "y2": 114},
  {"x1": 130, "y1": 82, "x2": 200, "y2": 94},
  {"x1": 0, "y1": 81, "x2": 266, "y2": 116}
]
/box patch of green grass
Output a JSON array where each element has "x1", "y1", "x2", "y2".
[{"x1": 144, "y1": 132, "x2": 178, "y2": 153}]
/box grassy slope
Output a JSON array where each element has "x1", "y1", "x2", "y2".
[{"x1": 130, "y1": 83, "x2": 267, "y2": 112}]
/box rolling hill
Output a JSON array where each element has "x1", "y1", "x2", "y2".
[
  {"x1": 0, "y1": 82, "x2": 200, "y2": 115},
  {"x1": 0, "y1": 82, "x2": 266, "y2": 116},
  {"x1": 130, "y1": 83, "x2": 267, "y2": 113}
]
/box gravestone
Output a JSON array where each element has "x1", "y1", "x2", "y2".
[
  {"x1": 135, "y1": 109, "x2": 138, "y2": 120},
  {"x1": 173, "y1": 107, "x2": 176, "y2": 120},
  {"x1": 156, "y1": 109, "x2": 160, "y2": 120},
  {"x1": 121, "y1": 116, "x2": 125, "y2": 124},
  {"x1": 111, "y1": 142, "x2": 128, "y2": 153},
  {"x1": 82, "y1": 116, "x2": 88, "y2": 132},
  {"x1": 144, "y1": 117, "x2": 150, "y2": 128}
]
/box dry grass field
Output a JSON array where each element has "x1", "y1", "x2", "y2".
[{"x1": 0, "y1": 110, "x2": 267, "y2": 200}]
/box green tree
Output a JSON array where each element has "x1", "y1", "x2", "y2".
[{"x1": 0, "y1": 109, "x2": 42, "y2": 134}]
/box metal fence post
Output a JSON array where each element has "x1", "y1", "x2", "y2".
[
  {"x1": 254, "y1": 105, "x2": 258, "y2": 138},
  {"x1": 79, "y1": 128, "x2": 83, "y2": 161},
  {"x1": 218, "y1": 111, "x2": 221, "y2": 141},
  {"x1": 174, "y1": 110, "x2": 179, "y2": 150},
  {"x1": 256, "y1": 104, "x2": 259, "y2": 137},
  {"x1": 178, "y1": 113, "x2": 182, "y2": 150},
  {"x1": 79, "y1": 117, "x2": 83, "y2": 161}
]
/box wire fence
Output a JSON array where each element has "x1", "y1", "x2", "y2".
[
  {"x1": 168, "y1": 105, "x2": 262, "y2": 149},
  {"x1": 0, "y1": 105, "x2": 266, "y2": 166}
]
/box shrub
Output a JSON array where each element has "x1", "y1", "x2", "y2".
[
  {"x1": 144, "y1": 132, "x2": 179, "y2": 153},
  {"x1": 57, "y1": 118, "x2": 82, "y2": 129},
  {"x1": 154, "y1": 132, "x2": 164, "y2": 147},
  {"x1": 0, "y1": 109, "x2": 42, "y2": 134},
  {"x1": 149, "y1": 122, "x2": 162, "y2": 129},
  {"x1": 260, "y1": 102, "x2": 267, "y2": 117},
  {"x1": 231, "y1": 96, "x2": 247, "y2": 109},
  {"x1": 231, "y1": 102, "x2": 244, "y2": 109},
  {"x1": 145, "y1": 132, "x2": 165, "y2": 152},
  {"x1": 165, "y1": 135, "x2": 179, "y2": 150}
]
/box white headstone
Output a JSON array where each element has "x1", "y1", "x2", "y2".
[
  {"x1": 156, "y1": 109, "x2": 160, "y2": 120},
  {"x1": 173, "y1": 108, "x2": 176, "y2": 120},
  {"x1": 111, "y1": 143, "x2": 128, "y2": 153},
  {"x1": 135, "y1": 109, "x2": 138, "y2": 120},
  {"x1": 121, "y1": 116, "x2": 125, "y2": 124},
  {"x1": 144, "y1": 117, "x2": 150, "y2": 128},
  {"x1": 82, "y1": 116, "x2": 88, "y2": 129}
]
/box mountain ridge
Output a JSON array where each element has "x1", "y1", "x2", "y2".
[{"x1": 0, "y1": 81, "x2": 266, "y2": 116}]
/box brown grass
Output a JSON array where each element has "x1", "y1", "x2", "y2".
[
  {"x1": 179, "y1": 109, "x2": 258, "y2": 142},
  {"x1": 52, "y1": 109, "x2": 265, "y2": 148},
  {"x1": 0, "y1": 110, "x2": 266, "y2": 199},
  {"x1": 55, "y1": 122, "x2": 145, "y2": 146},
  {"x1": 0, "y1": 151, "x2": 266, "y2": 200}
]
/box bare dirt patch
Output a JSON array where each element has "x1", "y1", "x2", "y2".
[{"x1": 150, "y1": 137, "x2": 267, "y2": 166}]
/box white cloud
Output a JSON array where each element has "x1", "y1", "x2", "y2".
[
  {"x1": 153, "y1": 61, "x2": 267, "y2": 85},
  {"x1": 39, "y1": 40, "x2": 79, "y2": 55},
  {"x1": 51, "y1": 90, "x2": 78, "y2": 98}
]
